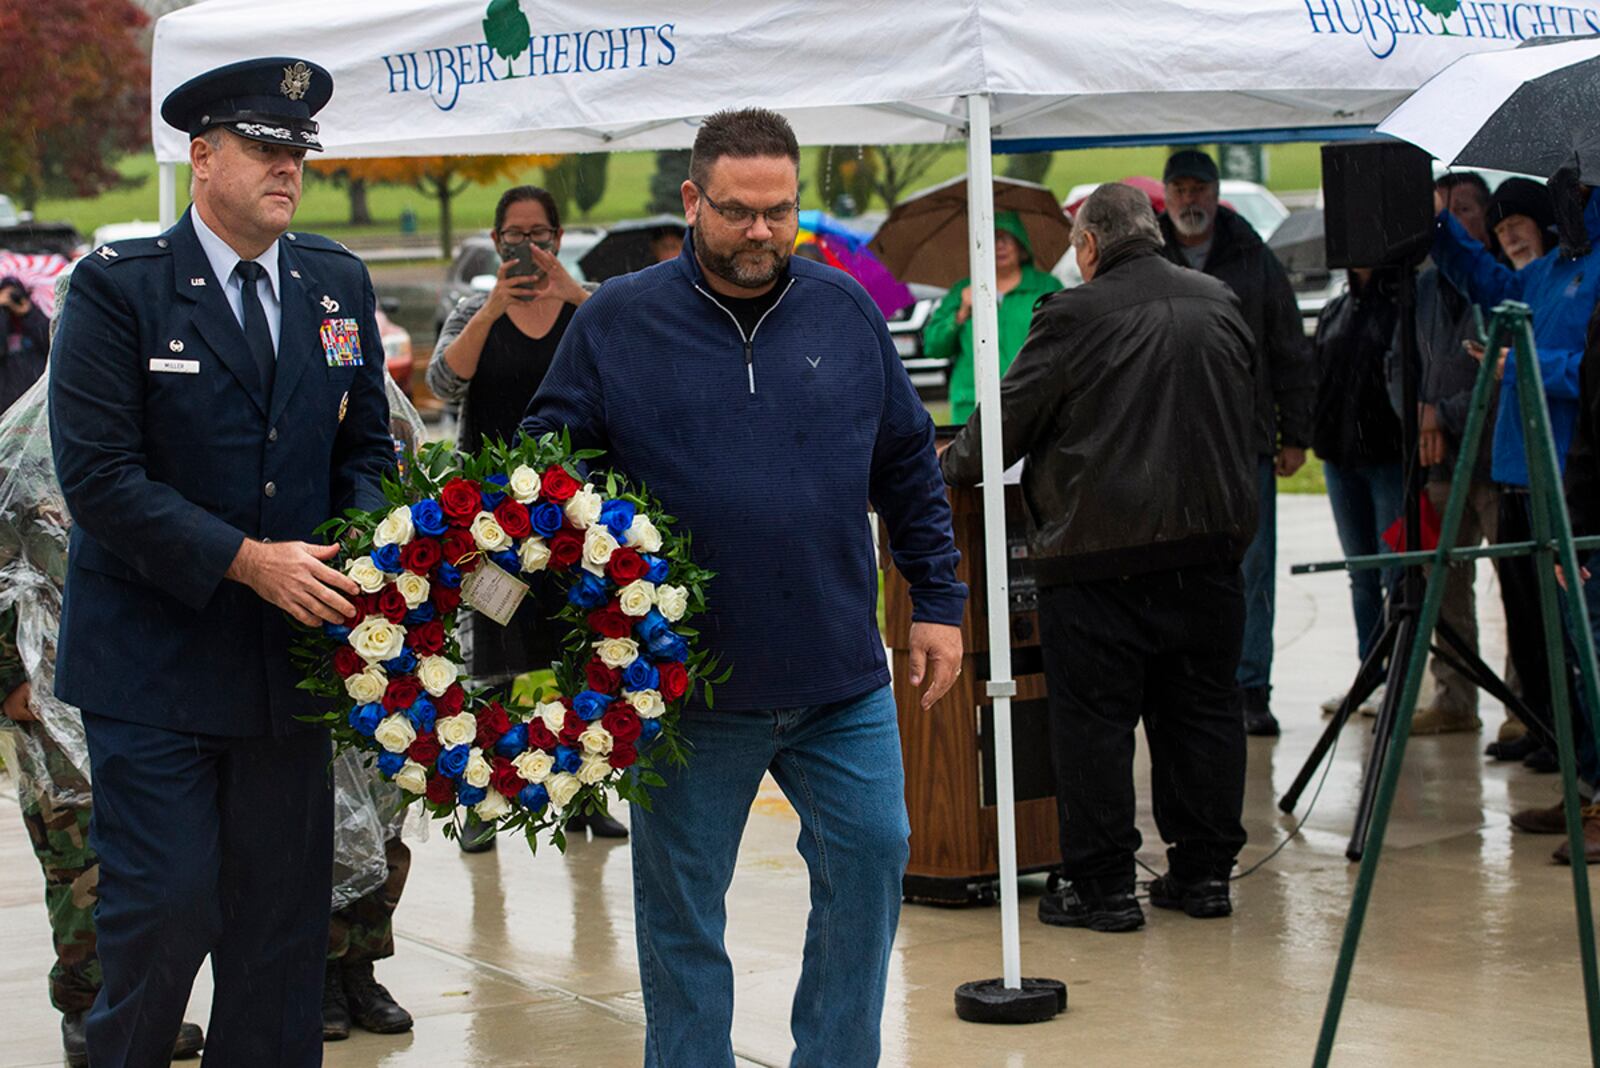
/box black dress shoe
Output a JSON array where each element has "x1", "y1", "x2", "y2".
[
  {"x1": 1487, "y1": 733, "x2": 1542, "y2": 762},
  {"x1": 1037, "y1": 881, "x2": 1144, "y2": 932},
  {"x1": 62, "y1": 1010, "x2": 88, "y2": 1068},
  {"x1": 458, "y1": 810, "x2": 497, "y2": 853},
  {"x1": 1524, "y1": 745, "x2": 1560, "y2": 773},
  {"x1": 173, "y1": 1021, "x2": 205, "y2": 1060},
  {"x1": 567, "y1": 809, "x2": 629, "y2": 838},
  {"x1": 344, "y1": 961, "x2": 414, "y2": 1034},
  {"x1": 1241, "y1": 686, "x2": 1280, "y2": 737},
  {"x1": 322, "y1": 961, "x2": 352, "y2": 1041},
  {"x1": 1148, "y1": 873, "x2": 1233, "y2": 918}
]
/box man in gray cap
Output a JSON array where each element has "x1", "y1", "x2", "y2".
[{"x1": 49, "y1": 57, "x2": 393, "y2": 1066}]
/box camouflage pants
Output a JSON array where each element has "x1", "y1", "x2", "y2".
[
  {"x1": 20, "y1": 795, "x2": 101, "y2": 1013},
  {"x1": 328, "y1": 837, "x2": 410, "y2": 965}
]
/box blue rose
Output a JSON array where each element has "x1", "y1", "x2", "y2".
[
  {"x1": 518, "y1": 783, "x2": 549, "y2": 813},
  {"x1": 623, "y1": 658, "x2": 660, "y2": 693},
  {"x1": 568, "y1": 573, "x2": 610, "y2": 610},
  {"x1": 639, "y1": 717, "x2": 663, "y2": 744},
  {"x1": 482, "y1": 473, "x2": 510, "y2": 512},
  {"x1": 410, "y1": 499, "x2": 448, "y2": 537},
  {"x1": 458, "y1": 784, "x2": 487, "y2": 807},
  {"x1": 491, "y1": 548, "x2": 522, "y2": 575},
  {"x1": 494, "y1": 723, "x2": 529, "y2": 758},
  {"x1": 437, "y1": 744, "x2": 470, "y2": 780},
  {"x1": 572, "y1": 690, "x2": 611, "y2": 722},
  {"x1": 376, "y1": 751, "x2": 407, "y2": 778},
  {"x1": 436, "y1": 563, "x2": 462, "y2": 589},
  {"x1": 323, "y1": 622, "x2": 351, "y2": 642},
  {"x1": 404, "y1": 603, "x2": 437, "y2": 626},
  {"x1": 651, "y1": 633, "x2": 690, "y2": 664},
  {"x1": 644, "y1": 555, "x2": 670, "y2": 584},
  {"x1": 371, "y1": 544, "x2": 402, "y2": 574},
  {"x1": 600, "y1": 499, "x2": 636, "y2": 539},
  {"x1": 530, "y1": 502, "x2": 564, "y2": 538},
  {"x1": 348, "y1": 702, "x2": 384, "y2": 737},
  {"x1": 554, "y1": 745, "x2": 583, "y2": 774},
  {"x1": 635, "y1": 609, "x2": 671, "y2": 646},
  {"x1": 382, "y1": 647, "x2": 418, "y2": 675},
  {"x1": 406, "y1": 696, "x2": 437, "y2": 734}
]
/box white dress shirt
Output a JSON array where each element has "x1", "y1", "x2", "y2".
[{"x1": 191, "y1": 206, "x2": 283, "y2": 355}]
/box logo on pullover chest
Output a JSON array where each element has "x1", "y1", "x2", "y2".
[{"x1": 806, "y1": 355, "x2": 821, "y2": 369}]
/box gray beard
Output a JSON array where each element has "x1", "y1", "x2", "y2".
[
  {"x1": 1171, "y1": 207, "x2": 1213, "y2": 239},
  {"x1": 693, "y1": 221, "x2": 789, "y2": 289}
]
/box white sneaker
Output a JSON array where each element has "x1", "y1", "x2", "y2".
[
  {"x1": 1321, "y1": 692, "x2": 1347, "y2": 717},
  {"x1": 1359, "y1": 683, "x2": 1386, "y2": 718}
]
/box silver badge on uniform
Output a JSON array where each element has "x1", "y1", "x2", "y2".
[
  {"x1": 320, "y1": 295, "x2": 340, "y2": 313},
  {"x1": 168, "y1": 339, "x2": 184, "y2": 352}
]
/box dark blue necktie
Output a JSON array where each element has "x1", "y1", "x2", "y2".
[{"x1": 233, "y1": 260, "x2": 275, "y2": 395}]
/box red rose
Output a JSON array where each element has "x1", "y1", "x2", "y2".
[
  {"x1": 383, "y1": 675, "x2": 423, "y2": 712},
  {"x1": 491, "y1": 756, "x2": 525, "y2": 797},
  {"x1": 494, "y1": 499, "x2": 532, "y2": 539},
  {"x1": 588, "y1": 602, "x2": 632, "y2": 640},
  {"x1": 440, "y1": 478, "x2": 481, "y2": 526},
  {"x1": 409, "y1": 731, "x2": 441, "y2": 765},
  {"x1": 541, "y1": 465, "x2": 580, "y2": 502},
  {"x1": 425, "y1": 775, "x2": 455, "y2": 805},
  {"x1": 548, "y1": 530, "x2": 583, "y2": 569},
  {"x1": 476, "y1": 702, "x2": 512, "y2": 749},
  {"x1": 345, "y1": 593, "x2": 379, "y2": 626},
  {"x1": 607, "y1": 547, "x2": 648, "y2": 584},
  {"x1": 332, "y1": 646, "x2": 363, "y2": 678},
  {"x1": 602, "y1": 705, "x2": 643, "y2": 744},
  {"x1": 378, "y1": 587, "x2": 408, "y2": 624},
  {"x1": 586, "y1": 658, "x2": 622, "y2": 694},
  {"x1": 431, "y1": 585, "x2": 462, "y2": 615},
  {"x1": 440, "y1": 530, "x2": 477, "y2": 566},
  {"x1": 405, "y1": 619, "x2": 446, "y2": 655},
  {"x1": 526, "y1": 719, "x2": 559, "y2": 751},
  {"x1": 657, "y1": 661, "x2": 688, "y2": 702},
  {"x1": 437, "y1": 684, "x2": 466, "y2": 717},
  {"x1": 400, "y1": 538, "x2": 441, "y2": 574},
  {"x1": 559, "y1": 710, "x2": 587, "y2": 746},
  {"x1": 608, "y1": 742, "x2": 638, "y2": 770}
]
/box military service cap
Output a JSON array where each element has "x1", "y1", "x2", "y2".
[{"x1": 160, "y1": 57, "x2": 332, "y2": 152}]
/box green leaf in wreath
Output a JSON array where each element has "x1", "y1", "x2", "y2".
[{"x1": 483, "y1": 0, "x2": 531, "y2": 62}]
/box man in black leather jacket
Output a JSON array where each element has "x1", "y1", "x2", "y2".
[{"x1": 943, "y1": 182, "x2": 1256, "y2": 933}]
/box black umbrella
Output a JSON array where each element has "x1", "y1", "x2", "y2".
[
  {"x1": 1268, "y1": 208, "x2": 1326, "y2": 284},
  {"x1": 577, "y1": 215, "x2": 686, "y2": 282}
]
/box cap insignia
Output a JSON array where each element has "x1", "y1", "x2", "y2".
[{"x1": 281, "y1": 61, "x2": 313, "y2": 101}]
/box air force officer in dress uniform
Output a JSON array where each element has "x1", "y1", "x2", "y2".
[{"x1": 48, "y1": 58, "x2": 394, "y2": 1067}]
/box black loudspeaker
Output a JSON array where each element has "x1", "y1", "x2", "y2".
[{"x1": 1321, "y1": 140, "x2": 1435, "y2": 269}]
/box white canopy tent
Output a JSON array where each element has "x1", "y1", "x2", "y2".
[{"x1": 151, "y1": 0, "x2": 1551, "y2": 1001}]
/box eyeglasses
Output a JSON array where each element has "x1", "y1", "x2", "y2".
[
  {"x1": 500, "y1": 227, "x2": 557, "y2": 244},
  {"x1": 693, "y1": 183, "x2": 797, "y2": 229}
]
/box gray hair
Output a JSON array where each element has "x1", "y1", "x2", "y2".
[{"x1": 1074, "y1": 182, "x2": 1162, "y2": 256}]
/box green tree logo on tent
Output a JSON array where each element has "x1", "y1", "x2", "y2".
[
  {"x1": 1420, "y1": 0, "x2": 1459, "y2": 30},
  {"x1": 484, "y1": 0, "x2": 531, "y2": 74}
]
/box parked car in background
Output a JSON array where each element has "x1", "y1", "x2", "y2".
[
  {"x1": 375, "y1": 301, "x2": 414, "y2": 397},
  {"x1": 0, "y1": 196, "x2": 21, "y2": 228},
  {"x1": 1062, "y1": 178, "x2": 1290, "y2": 242},
  {"x1": 886, "y1": 283, "x2": 949, "y2": 394},
  {"x1": 91, "y1": 221, "x2": 162, "y2": 249},
  {"x1": 434, "y1": 228, "x2": 605, "y2": 336}
]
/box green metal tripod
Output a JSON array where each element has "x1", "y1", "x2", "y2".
[{"x1": 1307, "y1": 301, "x2": 1600, "y2": 1066}]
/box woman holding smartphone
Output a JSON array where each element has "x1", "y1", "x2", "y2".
[{"x1": 428, "y1": 187, "x2": 624, "y2": 843}]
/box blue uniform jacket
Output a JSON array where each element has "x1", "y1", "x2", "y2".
[
  {"x1": 49, "y1": 210, "x2": 394, "y2": 737},
  {"x1": 1431, "y1": 194, "x2": 1600, "y2": 487},
  {"x1": 521, "y1": 236, "x2": 966, "y2": 712}
]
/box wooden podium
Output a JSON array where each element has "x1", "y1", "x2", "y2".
[{"x1": 881, "y1": 474, "x2": 1061, "y2": 905}]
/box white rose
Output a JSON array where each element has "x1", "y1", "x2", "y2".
[
  {"x1": 417, "y1": 655, "x2": 460, "y2": 697},
  {"x1": 512, "y1": 749, "x2": 554, "y2": 784},
  {"x1": 564, "y1": 484, "x2": 603, "y2": 529},
  {"x1": 348, "y1": 616, "x2": 405, "y2": 663},
  {"x1": 578, "y1": 723, "x2": 614, "y2": 755},
  {"x1": 626, "y1": 689, "x2": 666, "y2": 719},
  {"x1": 577, "y1": 753, "x2": 612, "y2": 785},
  {"x1": 508, "y1": 465, "x2": 542, "y2": 504},
  {"x1": 394, "y1": 760, "x2": 428, "y2": 795},
  {"x1": 617, "y1": 579, "x2": 656, "y2": 617},
  {"x1": 343, "y1": 665, "x2": 388, "y2": 704},
  {"x1": 464, "y1": 748, "x2": 493, "y2": 788},
  {"x1": 656, "y1": 584, "x2": 689, "y2": 622},
  {"x1": 475, "y1": 790, "x2": 512, "y2": 821},
  {"x1": 374, "y1": 714, "x2": 417, "y2": 755},
  {"x1": 395, "y1": 571, "x2": 431, "y2": 609},
  {"x1": 519, "y1": 536, "x2": 551, "y2": 573},
  {"x1": 582, "y1": 526, "x2": 619, "y2": 576},
  {"x1": 626, "y1": 513, "x2": 663, "y2": 553},
  {"x1": 594, "y1": 637, "x2": 640, "y2": 669},
  {"x1": 546, "y1": 771, "x2": 581, "y2": 810},
  {"x1": 436, "y1": 712, "x2": 478, "y2": 749},
  {"x1": 373, "y1": 505, "x2": 415, "y2": 548},
  {"x1": 344, "y1": 556, "x2": 387, "y2": 594},
  {"x1": 470, "y1": 511, "x2": 511, "y2": 552},
  {"x1": 535, "y1": 700, "x2": 568, "y2": 736}
]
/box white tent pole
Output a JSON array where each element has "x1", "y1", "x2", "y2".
[
  {"x1": 963, "y1": 91, "x2": 1021, "y2": 991},
  {"x1": 158, "y1": 162, "x2": 178, "y2": 231}
]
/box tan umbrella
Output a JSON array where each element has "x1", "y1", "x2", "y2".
[{"x1": 867, "y1": 174, "x2": 1073, "y2": 288}]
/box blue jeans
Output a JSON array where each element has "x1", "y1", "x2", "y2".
[
  {"x1": 1236, "y1": 456, "x2": 1277, "y2": 692},
  {"x1": 1323, "y1": 460, "x2": 1404, "y2": 662},
  {"x1": 631, "y1": 685, "x2": 909, "y2": 1068}
]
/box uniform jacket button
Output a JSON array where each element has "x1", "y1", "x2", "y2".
[
  {"x1": 264, "y1": 481, "x2": 277, "y2": 497},
  {"x1": 268, "y1": 427, "x2": 278, "y2": 442}
]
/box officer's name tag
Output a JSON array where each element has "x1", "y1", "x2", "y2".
[
  {"x1": 149, "y1": 358, "x2": 200, "y2": 374},
  {"x1": 459, "y1": 560, "x2": 528, "y2": 627},
  {"x1": 320, "y1": 317, "x2": 364, "y2": 367}
]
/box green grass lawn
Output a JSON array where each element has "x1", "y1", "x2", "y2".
[
  {"x1": 35, "y1": 142, "x2": 1323, "y2": 242},
  {"x1": 1281, "y1": 452, "x2": 1327, "y2": 495}
]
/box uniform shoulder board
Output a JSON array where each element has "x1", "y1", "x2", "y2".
[
  {"x1": 88, "y1": 237, "x2": 170, "y2": 266},
  {"x1": 285, "y1": 231, "x2": 358, "y2": 258}
]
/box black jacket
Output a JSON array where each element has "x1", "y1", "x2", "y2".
[
  {"x1": 1565, "y1": 302, "x2": 1600, "y2": 538},
  {"x1": 941, "y1": 242, "x2": 1257, "y2": 585},
  {"x1": 1160, "y1": 206, "x2": 1313, "y2": 457},
  {"x1": 1311, "y1": 276, "x2": 1403, "y2": 468},
  {"x1": 0, "y1": 305, "x2": 47, "y2": 414}
]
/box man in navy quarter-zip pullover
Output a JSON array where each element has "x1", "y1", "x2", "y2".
[{"x1": 522, "y1": 108, "x2": 966, "y2": 1068}]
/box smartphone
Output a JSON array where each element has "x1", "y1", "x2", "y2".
[{"x1": 503, "y1": 241, "x2": 544, "y2": 283}]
